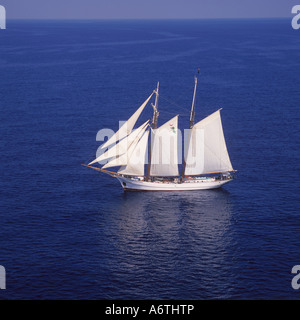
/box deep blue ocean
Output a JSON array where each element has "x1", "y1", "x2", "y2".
[{"x1": 0, "y1": 18, "x2": 299, "y2": 300}]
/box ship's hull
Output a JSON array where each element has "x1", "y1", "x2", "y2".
[{"x1": 116, "y1": 176, "x2": 232, "y2": 191}]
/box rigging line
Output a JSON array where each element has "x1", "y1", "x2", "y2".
[
  {"x1": 159, "y1": 110, "x2": 189, "y2": 117},
  {"x1": 159, "y1": 94, "x2": 190, "y2": 114},
  {"x1": 84, "y1": 154, "x2": 98, "y2": 166},
  {"x1": 84, "y1": 142, "x2": 112, "y2": 166}
]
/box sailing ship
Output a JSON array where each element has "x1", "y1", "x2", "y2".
[{"x1": 83, "y1": 73, "x2": 236, "y2": 191}]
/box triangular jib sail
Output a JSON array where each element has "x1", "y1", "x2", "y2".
[
  {"x1": 100, "y1": 92, "x2": 153, "y2": 150},
  {"x1": 88, "y1": 120, "x2": 149, "y2": 166},
  {"x1": 100, "y1": 123, "x2": 149, "y2": 169}
]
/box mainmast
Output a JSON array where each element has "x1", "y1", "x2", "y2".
[
  {"x1": 180, "y1": 69, "x2": 199, "y2": 183},
  {"x1": 146, "y1": 82, "x2": 159, "y2": 180}
]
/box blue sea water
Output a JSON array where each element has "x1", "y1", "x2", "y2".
[{"x1": 0, "y1": 18, "x2": 299, "y2": 300}]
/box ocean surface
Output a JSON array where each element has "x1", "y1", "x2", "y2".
[{"x1": 0, "y1": 19, "x2": 299, "y2": 300}]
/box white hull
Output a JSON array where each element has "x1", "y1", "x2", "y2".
[{"x1": 116, "y1": 176, "x2": 232, "y2": 191}]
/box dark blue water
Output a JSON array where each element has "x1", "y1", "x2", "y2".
[{"x1": 0, "y1": 19, "x2": 299, "y2": 300}]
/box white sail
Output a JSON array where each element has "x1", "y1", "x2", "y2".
[
  {"x1": 101, "y1": 124, "x2": 148, "y2": 169},
  {"x1": 118, "y1": 129, "x2": 149, "y2": 176},
  {"x1": 150, "y1": 115, "x2": 179, "y2": 176},
  {"x1": 100, "y1": 92, "x2": 153, "y2": 150},
  {"x1": 88, "y1": 120, "x2": 149, "y2": 165},
  {"x1": 84, "y1": 81, "x2": 236, "y2": 191},
  {"x1": 185, "y1": 109, "x2": 233, "y2": 175}
]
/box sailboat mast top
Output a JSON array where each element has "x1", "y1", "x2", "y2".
[
  {"x1": 181, "y1": 69, "x2": 199, "y2": 182},
  {"x1": 146, "y1": 82, "x2": 159, "y2": 181},
  {"x1": 189, "y1": 69, "x2": 199, "y2": 128},
  {"x1": 151, "y1": 82, "x2": 159, "y2": 129}
]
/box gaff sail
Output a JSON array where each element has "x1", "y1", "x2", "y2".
[
  {"x1": 184, "y1": 109, "x2": 233, "y2": 175},
  {"x1": 149, "y1": 115, "x2": 179, "y2": 176}
]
